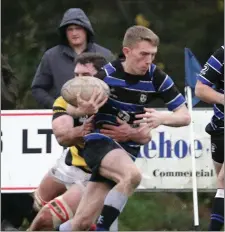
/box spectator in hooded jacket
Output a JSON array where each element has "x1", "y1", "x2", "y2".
[{"x1": 31, "y1": 8, "x2": 113, "y2": 109}]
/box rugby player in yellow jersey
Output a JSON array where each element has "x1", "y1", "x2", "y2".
[
  {"x1": 29, "y1": 51, "x2": 155, "y2": 231},
  {"x1": 28, "y1": 53, "x2": 110, "y2": 231}
]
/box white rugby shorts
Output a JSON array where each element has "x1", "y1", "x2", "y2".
[{"x1": 49, "y1": 148, "x2": 91, "y2": 189}]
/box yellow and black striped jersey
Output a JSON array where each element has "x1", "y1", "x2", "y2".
[{"x1": 52, "y1": 96, "x2": 89, "y2": 170}]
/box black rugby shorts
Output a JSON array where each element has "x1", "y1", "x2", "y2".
[
  {"x1": 81, "y1": 133, "x2": 139, "y2": 185},
  {"x1": 211, "y1": 133, "x2": 224, "y2": 164}
]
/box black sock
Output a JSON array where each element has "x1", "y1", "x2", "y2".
[
  {"x1": 208, "y1": 189, "x2": 224, "y2": 231},
  {"x1": 96, "y1": 205, "x2": 120, "y2": 231}
]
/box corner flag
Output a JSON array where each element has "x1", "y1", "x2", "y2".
[{"x1": 184, "y1": 48, "x2": 202, "y2": 106}]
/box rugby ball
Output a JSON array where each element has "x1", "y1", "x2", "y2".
[{"x1": 61, "y1": 76, "x2": 110, "y2": 106}]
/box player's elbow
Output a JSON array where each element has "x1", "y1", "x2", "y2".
[
  {"x1": 140, "y1": 133, "x2": 152, "y2": 144},
  {"x1": 182, "y1": 112, "x2": 191, "y2": 126},
  {"x1": 52, "y1": 118, "x2": 75, "y2": 146},
  {"x1": 55, "y1": 134, "x2": 71, "y2": 147},
  {"x1": 56, "y1": 136, "x2": 67, "y2": 147},
  {"x1": 176, "y1": 106, "x2": 191, "y2": 126},
  {"x1": 141, "y1": 138, "x2": 151, "y2": 145},
  {"x1": 194, "y1": 86, "x2": 201, "y2": 98},
  {"x1": 195, "y1": 81, "x2": 205, "y2": 99}
]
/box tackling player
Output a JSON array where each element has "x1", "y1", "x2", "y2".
[{"x1": 29, "y1": 53, "x2": 111, "y2": 231}]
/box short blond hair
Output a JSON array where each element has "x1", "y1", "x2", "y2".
[{"x1": 122, "y1": 25, "x2": 159, "y2": 48}]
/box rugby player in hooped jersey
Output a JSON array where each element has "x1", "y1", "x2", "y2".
[
  {"x1": 195, "y1": 45, "x2": 224, "y2": 231},
  {"x1": 61, "y1": 25, "x2": 191, "y2": 231}
]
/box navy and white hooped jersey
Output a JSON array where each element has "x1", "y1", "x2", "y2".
[
  {"x1": 197, "y1": 45, "x2": 224, "y2": 134},
  {"x1": 85, "y1": 59, "x2": 186, "y2": 151}
]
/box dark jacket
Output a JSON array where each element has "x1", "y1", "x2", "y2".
[
  {"x1": 31, "y1": 8, "x2": 114, "y2": 109},
  {"x1": 1, "y1": 55, "x2": 18, "y2": 110}
]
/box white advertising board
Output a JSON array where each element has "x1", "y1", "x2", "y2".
[{"x1": 1, "y1": 109, "x2": 216, "y2": 193}]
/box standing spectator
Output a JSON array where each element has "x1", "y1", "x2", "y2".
[{"x1": 31, "y1": 8, "x2": 113, "y2": 109}]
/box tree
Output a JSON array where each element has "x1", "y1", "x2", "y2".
[{"x1": 2, "y1": 0, "x2": 223, "y2": 109}]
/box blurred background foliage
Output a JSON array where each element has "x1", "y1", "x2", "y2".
[
  {"x1": 2, "y1": 0, "x2": 224, "y2": 109},
  {"x1": 2, "y1": 0, "x2": 224, "y2": 230}
]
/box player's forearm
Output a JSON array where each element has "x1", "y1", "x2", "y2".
[
  {"x1": 161, "y1": 110, "x2": 191, "y2": 127},
  {"x1": 55, "y1": 126, "x2": 83, "y2": 147},
  {"x1": 195, "y1": 84, "x2": 224, "y2": 105}
]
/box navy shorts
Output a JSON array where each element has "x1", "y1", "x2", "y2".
[
  {"x1": 211, "y1": 133, "x2": 224, "y2": 164},
  {"x1": 206, "y1": 124, "x2": 224, "y2": 164},
  {"x1": 81, "y1": 134, "x2": 140, "y2": 186}
]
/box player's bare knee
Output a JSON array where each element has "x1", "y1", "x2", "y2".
[
  {"x1": 33, "y1": 190, "x2": 48, "y2": 212},
  {"x1": 38, "y1": 206, "x2": 51, "y2": 221},
  {"x1": 122, "y1": 167, "x2": 142, "y2": 190},
  {"x1": 217, "y1": 170, "x2": 224, "y2": 188},
  {"x1": 46, "y1": 196, "x2": 74, "y2": 228},
  {"x1": 28, "y1": 206, "x2": 51, "y2": 231},
  {"x1": 130, "y1": 167, "x2": 142, "y2": 188}
]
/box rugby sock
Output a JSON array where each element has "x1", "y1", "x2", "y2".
[
  {"x1": 96, "y1": 189, "x2": 127, "y2": 231},
  {"x1": 109, "y1": 218, "x2": 118, "y2": 231},
  {"x1": 58, "y1": 220, "x2": 72, "y2": 231},
  {"x1": 208, "y1": 188, "x2": 224, "y2": 231},
  {"x1": 57, "y1": 219, "x2": 97, "y2": 231}
]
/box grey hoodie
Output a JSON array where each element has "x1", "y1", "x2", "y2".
[{"x1": 31, "y1": 8, "x2": 114, "y2": 109}]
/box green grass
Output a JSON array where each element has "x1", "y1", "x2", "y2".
[
  {"x1": 19, "y1": 192, "x2": 213, "y2": 231},
  {"x1": 119, "y1": 192, "x2": 211, "y2": 231}
]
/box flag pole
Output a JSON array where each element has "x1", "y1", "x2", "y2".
[{"x1": 185, "y1": 85, "x2": 200, "y2": 230}]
